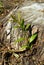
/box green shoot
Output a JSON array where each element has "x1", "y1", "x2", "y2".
[
  {"x1": 28, "y1": 34, "x2": 37, "y2": 43},
  {"x1": 0, "y1": 1, "x2": 3, "y2": 8},
  {"x1": 11, "y1": 12, "x2": 38, "y2": 51},
  {"x1": 15, "y1": 37, "x2": 25, "y2": 43},
  {"x1": 17, "y1": 12, "x2": 21, "y2": 22},
  {"x1": 20, "y1": 45, "x2": 27, "y2": 51},
  {"x1": 13, "y1": 26, "x2": 19, "y2": 29},
  {"x1": 25, "y1": 24, "x2": 31, "y2": 30}
]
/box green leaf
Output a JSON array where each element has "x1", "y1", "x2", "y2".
[
  {"x1": 11, "y1": 15, "x2": 17, "y2": 22},
  {"x1": 0, "y1": 1, "x2": 4, "y2": 14},
  {"x1": 15, "y1": 37, "x2": 25, "y2": 43},
  {"x1": 13, "y1": 26, "x2": 19, "y2": 29},
  {"x1": 20, "y1": 19, "x2": 25, "y2": 30},
  {"x1": 17, "y1": 12, "x2": 21, "y2": 22},
  {"x1": 20, "y1": 19, "x2": 24, "y2": 26},
  {"x1": 28, "y1": 34, "x2": 37, "y2": 43},
  {"x1": 20, "y1": 45, "x2": 27, "y2": 51},
  {"x1": 0, "y1": 1, "x2": 3, "y2": 8},
  {"x1": 21, "y1": 45, "x2": 27, "y2": 49},
  {"x1": 25, "y1": 24, "x2": 31, "y2": 30}
]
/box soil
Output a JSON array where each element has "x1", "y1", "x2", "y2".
[{"x1": 0, "y1": 24, "x2": 44, "y2": 65}]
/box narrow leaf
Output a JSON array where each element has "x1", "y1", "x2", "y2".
[
  {"x1": 17, "y1": 12, "x2": 21, "y2": 22},
  {"x1": 11, "y1": 15, "x2": 17, "y2": 22},
  {"x1": 20, "y1": 19, "x2": 25, "y2": 30},
  {"x1": 20, "y1": 45, "x2": 27, "y2": 51},
  {"x1": 21, "y1": 45, "x2": 27, "y2": 49},
  {"x1": 28, "y1": 34, "x2": 37, "y2": 43},
  {"x1": 0, "y1": 1, "x2": 3, "y2": 8},
  {"x1": 25, "y1": 24, "x2": 31, "y2": 30},
  {"x1": 15, "y1": 37, "x2": 25, "y2": 43},
  {"x1": 20, "y1": 19, "x2": 24, "y2": 26},
  {"x1": 13, "y1": 26, "x2": 19, "y2": 29}
]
